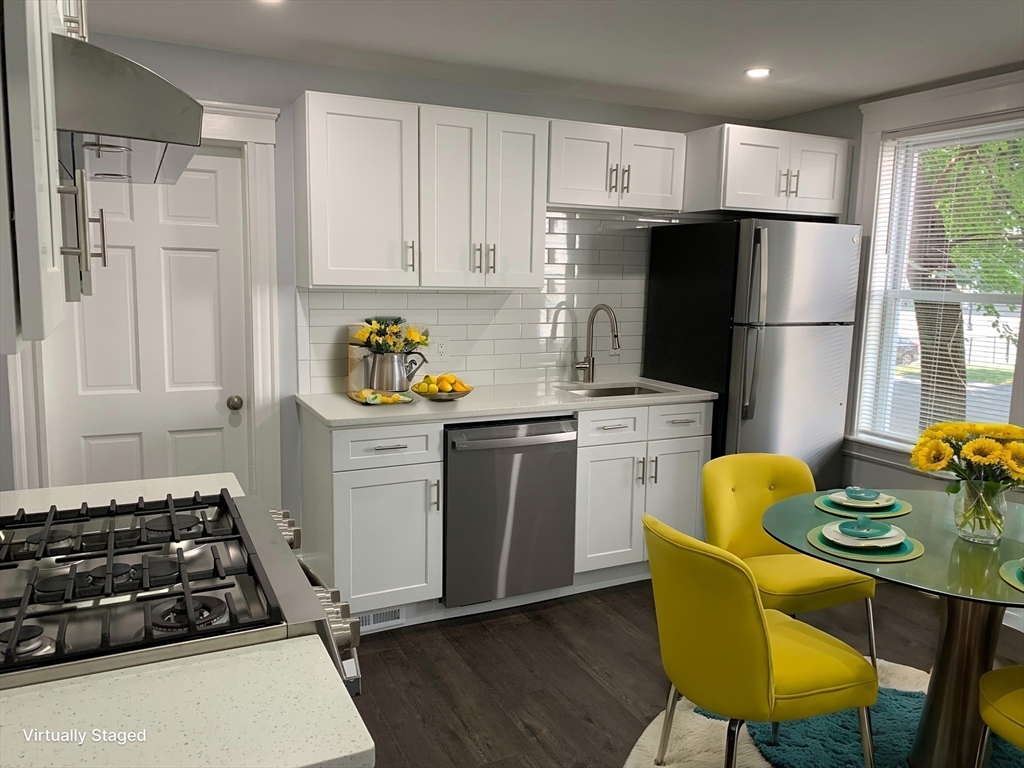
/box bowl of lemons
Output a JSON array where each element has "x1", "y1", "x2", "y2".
[{"x1": 410, "y1": 373, "x2": 472, "y2": 401}]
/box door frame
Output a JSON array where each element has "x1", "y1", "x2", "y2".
[{"x1": 6, "y1": 100, "x2": 283, "y2": 508}]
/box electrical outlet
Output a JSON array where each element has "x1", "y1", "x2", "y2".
[{"x1": 430, "y1": 336, "x2": 449, "y2": 364}]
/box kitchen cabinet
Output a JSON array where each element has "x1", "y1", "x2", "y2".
[
  {"x1": 294, "y1": 92, "x2": 420, "y2": 288},
  {"x1": 683, "y1": 124, "x2": 850, "y2": 216},
  {"x1": 548, "y1": 121, "x2": 685, "y2": 211},
  {"x1": 419, "y1": 106, "x2": 487, "y2": 289},
  {"x1": 644, "y1": 436, "x2": 711, "y2": 541},
  {"x1": 332, "y1": 462, "x2": 443, "y2": 613},
  {"x1": 4, "y1": 0, "x2": 67, "y2": 344},
  {"x1": 575, "y1": 442, "x2": 648, "y2": 572},
  {"x1": 295, "y1": 94, "x2": 546, "y2": 290}
]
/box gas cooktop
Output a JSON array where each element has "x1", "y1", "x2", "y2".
[{"x1": 0, "y1": 490, "x2": 283, "y2": 679}]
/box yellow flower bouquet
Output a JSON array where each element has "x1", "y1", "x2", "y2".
[
  {"x1": 911, "y1": 422, "x2": 1024, "y2": 544},
  {"x1": 351, "y1": 316, "x2": 429, "y2": 354}
]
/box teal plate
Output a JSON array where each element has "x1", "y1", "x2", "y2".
[
  {"x1": 807, "y1": 526, "x2": 924, "y2": 563},
  {"x1": 814, "y1": 495, "x2": 911, "y2": 519},
  {"x1": 838, "y1": 519, "x2": 893, "y2": 538},
  {"x1": 998, "y1": 561, "x2": 1024, "y2": 593}
]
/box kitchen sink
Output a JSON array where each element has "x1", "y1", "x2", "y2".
[{"x1": 561, "y1": 385, "x2": 668, "y2": 398}]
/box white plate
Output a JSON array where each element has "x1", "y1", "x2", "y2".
[
  {"x1": 821, "y1": 521, "x2": 906, "y2": 549},
  {"x1": 828, "y1": 491, "x2": 896, "y2": 508}
]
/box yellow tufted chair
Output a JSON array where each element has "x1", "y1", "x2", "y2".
[
  {"x1": 976, "y1": 665, "x2": 1024, "y2": 767},
  {"x1": 643, "y1": 515, "x2": 878, "y2": 768},
  {"x1": 702, "y1": 453, "x2": 878, "y2": 666}
]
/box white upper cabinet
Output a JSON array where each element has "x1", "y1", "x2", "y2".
[
  {"x1": 485, "y1": 113, "x2": 547, "y2": 290},
  {"x1": 419, "y1": 106, "x2": 487, "y2": 289},
  {"x1": 683, "y1": 124, "x2": 851, "y2": 216},
  {"x1": 619, "y1": 128, "x2": 687, "y2": 211},
  {"x1": 548, "y1": 121, "x2": 622, "y2": 208},
  {"x1": 295, "y1": 94, "x2": 546, "y2": 290},
  {"x1": 4, "y1": 0, "x2": 67, "y2": 342},
  {"x1": 549, "y1": 121, "x2": 685, "y2": 211},
  {"x1": 295, "y1": 92, "x2": 420, "y2": 288},
  {"x1": 787, "y1": 133, "x2": 850, "y2": 215}
]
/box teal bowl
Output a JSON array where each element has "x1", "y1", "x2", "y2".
[{"x1": 845, "y1": 486, "x2": 881, "y2": 501}]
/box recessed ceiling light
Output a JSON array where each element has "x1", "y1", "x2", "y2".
[{"x1": 745, "y1": 68, "x2": 772, "y2": 79}]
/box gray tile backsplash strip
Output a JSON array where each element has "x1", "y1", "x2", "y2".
[{"x1": 296, "y1": 209, "x2": 715, "y2": 394}]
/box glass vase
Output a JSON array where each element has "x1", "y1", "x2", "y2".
[{"x1": 953, "y1": 483, "x2": 1006, "y2": 545}]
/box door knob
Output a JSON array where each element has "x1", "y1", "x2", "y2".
[{"x1": 226, "y1": 394, "x2": 244, "y2": 410}]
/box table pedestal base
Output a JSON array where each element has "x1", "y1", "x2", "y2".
[{"x1": 909, "y1": 597, "x2": 1005, "y2": 768}]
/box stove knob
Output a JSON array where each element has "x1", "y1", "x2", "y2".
[
  {"x1": 269, "y1": 510, "x2": 302, "y2": 550},
  {"x1": 328, "y1": 614, "x2": 360, "y2": 650}
]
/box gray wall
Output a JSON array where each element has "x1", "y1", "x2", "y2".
[{"x1": 89, "y1": 34, "x2": 744, "y2": 514}]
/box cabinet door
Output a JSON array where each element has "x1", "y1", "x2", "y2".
[
  {"x1": 485, "y1": 113, "x2": 547, "y2": 289},
  {"x1": 333, "y1": 463, "x2": 442, "y2": 613},
  {"x1": 723, "y1": 125, "x2": 790, "y2": 212},
  {"x1": 644, "y1": 436, "x2": 711, "y2": 543},
  {"x1": 305, "y1": 93, "x2": 419, "y2": 287},
  {"x1": 419, "y1": 106, "x2": 487, "y2": 288},
  {"x1": 575, "y1": 443, "x2": 646, "y2": 573},
  {"x1": 619, "y1": 128, "x2": 686, "y2": 211},
  {"x1": 548, "y1": 121, "x2": 622, "y2": 207},
  {"x1": 787, "y1": 134, "x2": 849, "y2": 215},
  {"x1": 5, "y1": 0, "x2": 67, "y2": 339}
]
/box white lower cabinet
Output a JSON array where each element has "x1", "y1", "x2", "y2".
[
  {"x1": 575, "y1": 442, "x2": 648, "y2": 573},
  {"x1": 575, "y1": 431, "x2": 711, "y2": 574},
  {"x1": 332, "y1": 462, "x2": 443, "y2": 613}
]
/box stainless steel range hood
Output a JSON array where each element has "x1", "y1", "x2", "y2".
[{"x1": 50, "y1": 34, "x2": 202, "y2": 184}]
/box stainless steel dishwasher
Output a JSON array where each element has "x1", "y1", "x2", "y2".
[{"x1": 444, "y1": 418, "x2": 577, "y2": 608}]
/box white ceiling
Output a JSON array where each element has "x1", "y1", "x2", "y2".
[{"x1": 89, "y1": 0, "x2": 1024, "y2": 121}]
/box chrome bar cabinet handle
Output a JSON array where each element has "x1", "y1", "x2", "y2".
[
  {"x1": 650, "y1": 455, "x2": 659, "y2": 484},
  {"x1": 790, "y1": 170, "x2": 801, "y2": 197},
  {"x1": 622, "y1": 164, "x2": 631, "y2": 193},
  {"x1": 374, "y1": 444, "x2": 409, "y2": 451},
  {"x1": 406, "y1": 241, "x2": 416, "y2": 271},
  {"x1": 487, "y1": 244, "x2": 496, "y2": 273},
  {"x1": 609, "y1": 163, "x2": 619, "y2": 193},
  {"x1": 432, "y1": 481, "x2": 441, "y2": 510},
  {"x1": 670, "y1": 418, "x2": 696, "y2": 425},
  {"x1": 601, "y1": 424, "x2": 629, "y2": 431},
  {"x1": 779, "y1": 169, "x2": 791, "y2": 197},
  {"x1": 473, "y1": 243, "x2": 483, "y2": 272},
  {"x1": 637, "y1": 457, "x2": 646, "y2": 485}
]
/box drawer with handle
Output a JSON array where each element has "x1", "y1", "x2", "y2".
[
  {"x1": 332, "y1": 423, "x2": 443, "y2": 472},
  {"x1": 647, "y1": 402, "x2": 713, "y2": 441},
  {"x1": 577, "y1": 407, "x2": 648, "y2": 447}
]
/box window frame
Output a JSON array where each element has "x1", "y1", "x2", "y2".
[{"x1": 849, "y1": 71, "x2": 1024, "y2": 451}]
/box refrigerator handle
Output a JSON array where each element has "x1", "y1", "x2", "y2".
[
  {"x1": 756, "y1": 226, "x2": 768, "y2": 324},
  {"x1": 742, "y1": 326, "x2": 764, "y2": 420}
]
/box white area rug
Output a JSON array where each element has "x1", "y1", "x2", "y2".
[{"x1": 625, "y1": 660, "x2": 929, "y2": 768}]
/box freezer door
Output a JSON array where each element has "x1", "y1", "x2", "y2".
[
  {"x1": 734, "y1": 220, "x2": 862, "y2": 325},
  {"x1": 725, "y1": 324, "x2": 854, "y2": 487}
]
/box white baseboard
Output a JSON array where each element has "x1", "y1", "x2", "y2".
[{"x1": 1005, "y1": 607, "x2": 1023, "y2": 634}]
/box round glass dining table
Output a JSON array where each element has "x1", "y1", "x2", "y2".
[{"x1": 762, "y1": 489, "x2": 1023, "y2": 768}]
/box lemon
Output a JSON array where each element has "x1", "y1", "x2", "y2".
[
  {"x1": 423, "y1": 375, "x2": 436, "y2": 385},
  {"x1": 438, "y1": 381, "x2": 452, "y2": 393},
  {"x1": 427, "y1": 383, "x2": 439, "y2": 394},
  {"x1": 453, "y1": 382, "x2": 467, "y2": 392}
]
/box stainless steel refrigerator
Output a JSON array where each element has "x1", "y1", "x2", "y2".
[{"x1": 641, "y1": 219, "x2": 862, "y2": 487}]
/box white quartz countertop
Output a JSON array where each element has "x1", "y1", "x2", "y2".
[
  {"x1": 0, "y1": 473, "x2": 243, "y2": 515},
  {"x1": 296, "y1": 378, "x2": 717, "y2": 428},
  {"x1": 0, "y1": 635, "x2": 374, "y2": 768}
]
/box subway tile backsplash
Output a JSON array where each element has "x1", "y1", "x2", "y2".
[{"x1": 295, "y1": 209, "x2": 712, "y2": 394}]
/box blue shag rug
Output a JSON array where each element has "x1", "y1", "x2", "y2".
[{"x1": 696, "y1": 687, "x2": 1023, "y2": 768}]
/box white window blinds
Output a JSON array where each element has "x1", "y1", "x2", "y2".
[{"x1": 857, "y1": 116, "x2": 1023, "y2": 444}]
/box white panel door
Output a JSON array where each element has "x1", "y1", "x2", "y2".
[
  {"x1": 618, "y1": 128, "x2": 686, "y2": 211},
  {"x1": 644, "y1": 436, "x2": 711, "y2": 544},
  {"x1": 548, "y1": 121, "x2": 622, "y2": 207},
  {"x1": 419, "y1": 106, "x2": 486, "y2": 288},
  {"x1": 4, "y1": 0, "x2": 67, "y2": 340},
  {"x1": 485, "y1": 113, "x2": 547, "y2": 290},
  {"x1": 41, "y1": 150, "x2": 251, "y2": 488},
  {"x1": 333, "y1": 463, "x2": 443, "y2": 613},
  {"x1": 723, "y1": 125, "x2": 790, "y2": 212},
  {"x1": 787, "y1": 134, "x2": 850, "y2": 215},
  {"x1": 306, "y1": 93, "x2": 419, "y2": 287},
  {"x1": 575, "y1": 442, "x2": 646, "y2": 573}
]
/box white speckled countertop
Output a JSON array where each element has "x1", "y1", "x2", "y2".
[
  {"x1": 0, "y1": 636, "x2": 374, "y2": 768},
  {"x1": 296, "y1": 378, "x2": 717, "y2": 428}
]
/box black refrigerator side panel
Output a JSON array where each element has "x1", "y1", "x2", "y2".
[{"x1": 641, "y1": 222, "x2": 741, "y2": 457}]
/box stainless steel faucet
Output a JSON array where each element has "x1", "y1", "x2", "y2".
[{"x1": 574, "y1": 304, "x2": 621, "y2": 383}]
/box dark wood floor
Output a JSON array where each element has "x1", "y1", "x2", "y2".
[{"x1": 353, "y1": 582, "x2": 1024, "y2": 768}]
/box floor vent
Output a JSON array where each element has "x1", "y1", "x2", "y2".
[{"x1": 355, "y1": 606, "x2": 405, "y2": 632}]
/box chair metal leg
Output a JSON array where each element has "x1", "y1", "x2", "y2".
[
  {"x1": 724, "y1": 718, "x2": 744, "y2": 768},
  {"x1": 858, "y1": 707, "x2": 875, "y2": 768},
  {"x1": 770, "y1": 721, "x2": 780, "y2": 745},
  {"x1": 654, "y1": 684, "x2": 678, "y2": 766},
  {"x1": 865, "y1": 598, "x2": 878, "y2": 670},
  {"x1": 974, "y1": 725, "x2": 991, "y2": 768}
]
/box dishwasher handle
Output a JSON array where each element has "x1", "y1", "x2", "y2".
[{"x1": 451, "y1": 431, "x2": 577, "y2": 451}]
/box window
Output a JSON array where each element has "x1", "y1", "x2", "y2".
[{"x1": 857, "y1": 116, "x2": 1023, "y2": 444}]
